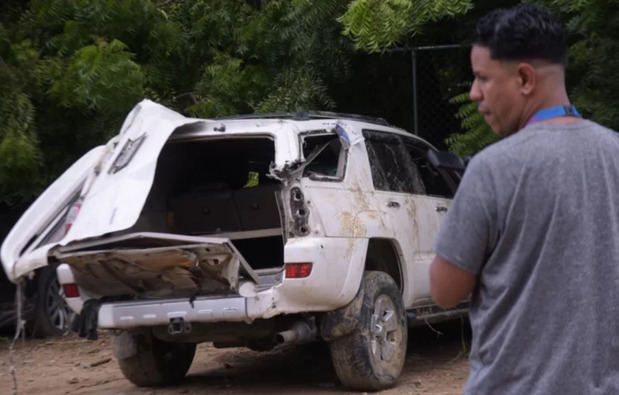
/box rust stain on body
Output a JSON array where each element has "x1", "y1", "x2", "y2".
[
  {"x1": 338, "y1": 211, "x2": 355, "y2": 236},
  {"x1": 407, "y1": 199, "x2": 421, "y2": 250}
]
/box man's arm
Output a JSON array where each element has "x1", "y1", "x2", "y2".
[{"x1": 430, "y1": 255, "x2": 476, "y2": 308}]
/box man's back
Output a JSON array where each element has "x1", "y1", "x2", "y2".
[{"x1": 436, "y1": 120, "x2": 619, "y2": 394}]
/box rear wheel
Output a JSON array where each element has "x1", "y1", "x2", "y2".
[
  {"x1": 30, "y1": 267, "x2": 75, "y2": 337},
  {"x1": 114, "y1": 331, "x2": 196, "y2": 387},
  {"x1": 329, "y1": 271, "x2": 407, "y2": 390}
]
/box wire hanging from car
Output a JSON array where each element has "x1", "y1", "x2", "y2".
[{"x1": 9, "y1": 281, "x2": 25, "y2": 395}]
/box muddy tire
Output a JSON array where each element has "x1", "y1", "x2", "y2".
[
  {"x1": 114, "y1": 331, "x2": 196, "y2": 387},
  {"x1": 30, "y1": 266, "x2": 75, "y2": 337},
  {"x1": 329, "y1": 271, "x2": 407, "y2": 391}
]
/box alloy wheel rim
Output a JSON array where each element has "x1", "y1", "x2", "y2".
[
  {"x1": 45, "y1": 278, "x2": 74, "y2": 332},
  {"x1": 370, "y1": 294, "x2": 399, "y2": 363}
]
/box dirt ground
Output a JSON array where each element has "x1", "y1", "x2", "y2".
[{"x1": 0, "y1": 320, "x2": 470, "y2": 394}]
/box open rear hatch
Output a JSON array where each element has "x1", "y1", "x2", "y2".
[{"x1": 53, "y1": 232, "x2": 260, "y2": 299}]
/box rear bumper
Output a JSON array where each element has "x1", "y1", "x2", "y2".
[
  {"x1": 98, "y1": 296, "x2": 248, "y2": 328},
  {"x1": 59, "y1": 236, "x2": 368, "y2": 329}
]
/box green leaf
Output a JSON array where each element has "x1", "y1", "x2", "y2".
[
  {"x1": 48, "y1": 38, "x2": 144, "y2": 114},
  {"x1": 340, "y1": 0, "x2": 472, "y2": 52},
  {"x1": 445, "y1": 90, "x2": 498, "y2": 157}
]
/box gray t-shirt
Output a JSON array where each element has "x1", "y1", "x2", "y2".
[{"x1": 435, "y1": 120, "x2": 619, "y2": 394}]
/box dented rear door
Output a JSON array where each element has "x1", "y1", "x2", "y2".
[
  {"x1": 63, "y1": 101, "x2": 196, "y2": 242},
  {"x1": 1, "y1": 145, "x2": 105, "y2": 282},
  {"x1": 2, "y1": 100, "x2": 201, "y2": 281}
]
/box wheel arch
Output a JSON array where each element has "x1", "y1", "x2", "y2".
[
  {"x1": 364, "y1": 238, "x2": 403, "y2": 292},
  {"x1": 321, "y1": 238, "x2": 405, "y2": 343}
]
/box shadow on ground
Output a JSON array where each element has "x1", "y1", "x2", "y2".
[{"x1": 166, "y1": 319, "x2": 472, "y2": 394}]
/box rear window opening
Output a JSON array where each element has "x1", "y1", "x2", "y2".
[{"x1": 128, "y1": 137, "x2": 284, "y2": 271}]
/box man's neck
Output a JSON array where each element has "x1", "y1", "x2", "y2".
[
  {"x1": 518, "y1": 66, "x2": 578, "y2": 128},
  {"x1": 519, "y1": 95, "x2": 576, "y2": 129}
]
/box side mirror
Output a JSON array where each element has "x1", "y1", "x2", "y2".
[{"x1": 427, "y1": 150, "x2": 469, "y2": 171}]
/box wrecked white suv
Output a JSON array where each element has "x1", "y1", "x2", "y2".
[{"x1": 1, "y1": 100, "x2": 464, "y2": 390}]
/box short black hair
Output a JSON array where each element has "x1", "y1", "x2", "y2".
[{"x1": 474, "y1": 4, "x2": 567, "y2": 66}]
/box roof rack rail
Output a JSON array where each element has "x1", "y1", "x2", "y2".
[{"x1": 216, "y1": 111, "x2": 390, "y2": 126}]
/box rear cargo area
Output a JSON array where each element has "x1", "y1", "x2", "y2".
[
  {"x1": 58, "y1": 136, "x2": 286, "y2": 299},
  {"x1": 132, "y1": 136, "x2": 284, "y2": 268}
]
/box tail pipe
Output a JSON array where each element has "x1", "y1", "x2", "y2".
[{"x1": 274, "y1": 320, "x2": 317, "y2": 345}]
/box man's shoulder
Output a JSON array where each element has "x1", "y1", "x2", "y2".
[
  {"x1": 467, "y1": 133, "x2": 523, "y2": 170},
  {"x1": 474, "y1": 120, "x2": 619, "y2": 165},
  {"x1": 472, "y1": 127, "x2": 535, "y2": 163}
]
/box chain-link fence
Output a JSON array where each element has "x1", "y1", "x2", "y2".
[
  {"x1": 335, "y1": 45, "x2": 472, "y2": 150},
  {"x1": 411, "y1": 45, "x2": 471, "y2": 140},
  {"x1": 405, "y1": 45, "x2": 472, "y2": 150}
]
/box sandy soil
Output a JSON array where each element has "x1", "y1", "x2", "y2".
[{"x1": 0, "y1": 320, "x2": 470, "y2": 394}]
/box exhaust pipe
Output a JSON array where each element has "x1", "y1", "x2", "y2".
[{"x1": 275, "y1": 321, "x2": 316, "y2": 345}]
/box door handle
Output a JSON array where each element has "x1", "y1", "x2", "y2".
[
  {"x1": 387, "y1": 201, "x2": 400, "y2": 208},
  {"x1": 436, "y1": 205, "x2": 448, "y2": 213}
]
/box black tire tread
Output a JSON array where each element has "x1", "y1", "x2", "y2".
[
  {"x1": 330, "y1": 271, "x2": 407, "y2": 390},
  {"x1": 30, "y1": 266, "x2": 68, "y2": 338},
  {"x1": 116, "y1": 332, "x2": 196, "y2": 387}
]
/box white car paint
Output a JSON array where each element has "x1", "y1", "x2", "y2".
[{"x1": 1, "y1": 145, "x2": 104, "y2": 281}]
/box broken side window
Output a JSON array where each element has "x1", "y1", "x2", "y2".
[
  {"x1": 363, "y1": 130, "x2": 424, "y2": 194},
  {"x1": 300, "y1": 133, "x2": 346, "y2": 181}
]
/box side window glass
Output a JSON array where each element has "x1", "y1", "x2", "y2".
[
  {"x1": 301, "y1": 133, "x2": 345, "y2": 181},
  {"x1": 404, "y1": 139, "x2": 456, "y2": 197},
  {"x1": 363, "y1": 130, "x2": 423, "y2": 193},
  {"x1": 364, "y1": 137, "x2": 389, "y2": 191}
]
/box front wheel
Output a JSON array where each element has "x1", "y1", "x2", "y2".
[
  {"x1": 329, "y1": 271, "x2": 408, "y2": 391},
  {"x1": 113, "y1": 330, "x2": 196, "y2": 387}
]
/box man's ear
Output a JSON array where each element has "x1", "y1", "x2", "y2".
[{"x1": 517, "y1": 63, "x2": 536, "y2": 95}]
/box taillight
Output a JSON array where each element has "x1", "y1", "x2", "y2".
[
  {"x1": 62, "y1": 284, "x2": 80, "y2": 298},
  {"x1": 285, "y1": 262, "x2": 312, "y2": 278},
  {"x1": 289, "y1": 187, "x2": 310, "y2": 236},
  {"x1": 64, "y1": 200, "x2": 82, "y2": 234}
]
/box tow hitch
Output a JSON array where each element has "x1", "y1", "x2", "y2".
[{"x1": 168, "y1": 317, "x2": 192, "y2": 335}]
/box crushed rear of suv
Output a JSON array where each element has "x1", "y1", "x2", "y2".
[{"x1": 1, "y1": 100, "x2": 465, "y2": 390}]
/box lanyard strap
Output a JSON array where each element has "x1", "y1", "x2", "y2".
[{"x1": 527, "y1": 105, "x2": 582, "y2": 126}]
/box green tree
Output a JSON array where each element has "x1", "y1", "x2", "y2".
[
  {"x1": 539, "y1": 0, "x2": 619, "y2": 130},
  {"x1": 0, "y1": 24, "x2": 42, "y2": 203},
  {"x1": 187, "y1": 0, "x2": 352, "y2": 117},
  {"x1": 2, "y1": 0, "x2": 187, "y2": 186},
  {"x1": 445, "y1": 92, "x2": 497, "y2": 157},
  {"x1": 339, "y1": 0, "x2": 473, "y2": 52}
]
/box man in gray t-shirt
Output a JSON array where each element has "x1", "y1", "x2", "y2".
[{"x1": 430, "y1": 5, "x2": 619, "y2": 394}]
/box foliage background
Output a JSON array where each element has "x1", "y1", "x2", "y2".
[{"x1": 0, "y1": 0, "x2": 617, "y2": 210}]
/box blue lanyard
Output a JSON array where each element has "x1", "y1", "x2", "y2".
[{"x1": 526, "y1": 105, "x2": 582, "y2": 126}]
